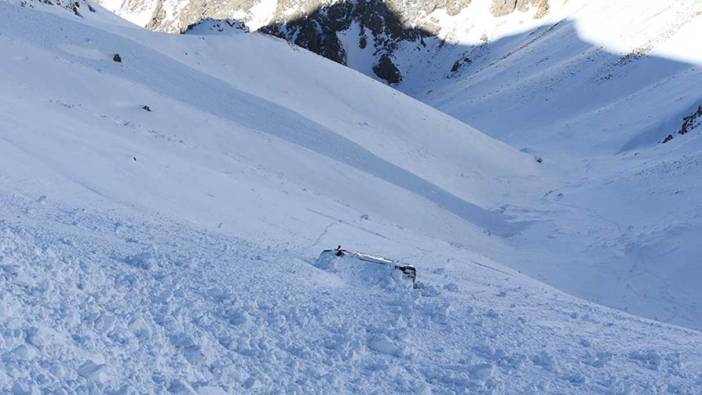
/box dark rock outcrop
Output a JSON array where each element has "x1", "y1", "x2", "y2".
[
  {"x1": 490, "y1": 0, "x2": 549, "y2": 18},
  {"x1": 450, "y1": 55, "x2": 472, "y2": 74},
  {"x1": 679, "y1": 105, "x2": 702, "y2": 136},
  {"x1": 177, "y1": 0, "x2": 552, "y2": 84},
  {"x1": 260, "y1": 0, "x2": 432, "y2": 83},
  {"x1": 662, "y1": 104, "x2": 702, "y2": 143},
  {"x1": 21, "y1": 0, "x2": 96, "y2": 16},
  {"x1": 184, "y1": 18, "x2": 249, "y2": 33},
  {"x1": 373, "y1": 54, "x2": 402, "y2": 84}
]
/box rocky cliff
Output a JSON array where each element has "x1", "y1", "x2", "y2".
[
  {"x1": 18, "y1": 0, "x2": 96, "y2": 16},
  {"x1": 98, "y1": 0, "x2": 553, "y2": 83}
]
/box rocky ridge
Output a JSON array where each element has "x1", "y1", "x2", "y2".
[{"x1": 97, "y1": 0, "x2": 553, "y2": 83}]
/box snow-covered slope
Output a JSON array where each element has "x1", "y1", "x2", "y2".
[
  {"x1": 236, "y1": 0, "x2": 702, "y2": 331},
  {"x1": 410, "y1": 0, "x2": 702, "y2": 149},
  {"x1": 5, "y1": 182, "x2": 702, "y2": 393},
  {"x1": 1, "y1": 0, "x2": 540, "y2": 246},
  {"x1": 95, "y1": 0, "x2": 555, "y2": 83},
  {"x1": 406, "y1": 0, "x2": 702, "y2": 330},
  {"x1": 246, "y1": 0, "x2": 702, "y2": 331},
  {"x1": 3, "y1": 0, "x2": 702, "y2": 392}
]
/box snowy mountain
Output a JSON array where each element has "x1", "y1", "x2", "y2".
[
  {"x1": 179, "y1": 0, "x2": 702, "y2": 328},
  {"x1": 2, "y1": 0, "x2": 702, "y2": 392},
  {"x1": 96, "y1": 0, "x2": 555, "y2": 83},
  {"x1": 96, "y1": 0, "x2": 549, "y2": 34},
  {"x1": 409, "y1": 0, "x2": 702, "y2": 330},
  {"x1": 180, "y1": 0, "x2": 702, "y2": 329}
]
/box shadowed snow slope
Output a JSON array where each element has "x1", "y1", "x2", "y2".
[
  {"x1": 1, "y1": 1, "x2": 702, "y2": 393},
  {"x1": 405, "y1": 0, "x2": 702, "y2": 331}
]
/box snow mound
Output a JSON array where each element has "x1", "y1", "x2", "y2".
[{"x1": 313, "y1": 249, "x2": 415, "y2": 289}]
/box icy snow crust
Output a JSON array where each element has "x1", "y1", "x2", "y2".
[{"x1": 2, "y1": 0, "x2": 702, "y2": 392}]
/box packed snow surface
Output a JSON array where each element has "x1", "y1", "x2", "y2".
[{"x1": 1, "y1": 0, "x2": 702, "y2": 393}]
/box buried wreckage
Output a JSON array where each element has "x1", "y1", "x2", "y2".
[{"x1": 319, "y1": 246, "x2": 417, "y2": 286}]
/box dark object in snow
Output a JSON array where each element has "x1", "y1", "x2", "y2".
[
  {"x1": 662, "y1": 104, "x2": 702, "y2": 142},
  {"x1": 373, "y1": 54, "x2": 402, "y2": 84},
  {"x1": 359, "y1": 35, "x2": 367, "y2": 49},
  {"x1": 324, "y1": 246, "x2": 417, "y2": 286},
  {"x1": 113, "y1": 53, "x2": 122, "y2": 63},
  {"x1": 142, "y1": 105, "x2": 152, "y2": 112},
  {"x1": 678, "y1": 105, "x2": 702, "y2": 135},
  {"x1": 184, "y1": 18, "x2": 250, "y2": 34},
  {"x1": 132, "y1": 156, "x2": 137, "y2": 161},
  {"x1": 450, "y1": 56, "x2": 472, "y2": 74},
  {"x1": 71, "y1": 2, "x2": 81, "y2": 16},
  {"x1": 535, "y1": 156, "x2": 543, "y2": 163}
]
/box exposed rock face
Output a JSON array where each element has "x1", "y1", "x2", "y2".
[
  {"x1": 450, "y1": 55, "x2": 471, "y2": 73},
  {"x1": 435, "y1": 0, "x2": 472, "y2": 16},
  {"x1": 490, "y1": 0, "x2": 515, "y2": 16},
  {"x1": 184, "y1": 18, "x2": 249, "y2": 34},
  {"x1": 373, "y1": 54, "x2": 402, "y2": 83},
  {"x1": 98, "y1": 0, "x2": 552, "y2": 34},
  {"x1": 96, "y1": 0, "x2": 552, "y2": 83},
  {"x1": 679, "y1": 105, "x2": 702, "y2": 135},
  {"x1": 490, "y1": 0, "x2": 549, "y2": 18},
  {"x1": 663, "y1": 104, "x2": 702, "y2": 143},
  {"x1": 259, "y1": 0, "x2": 431, "y2": 82},
  {"x1": 261, "y1": 1, "x2": 355, "y2": 65},
  {"x1": 20, "y1": 0, "x2": 96, "y2": 16}
]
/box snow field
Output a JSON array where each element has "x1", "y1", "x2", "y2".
[
  {"x1": 2, "y1": 0, "x2": 702, "y2": 392},
  {"x1": 1, "y1": 192, "x2": 702, "y2": 393}
]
